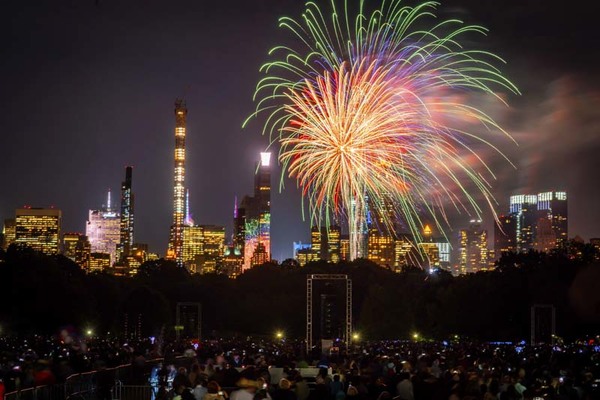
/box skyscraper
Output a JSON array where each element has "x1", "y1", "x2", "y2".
[
  {"x1": 417, "y1": 225, "x2": 450, "y2": 270},
  {"x1": 537, "y1": 191, "x2": 568, "y2": 248},
  {"x1": 63, "y1": 233, "x2": 91, "y2": 270},
  {"x1": 117, "y1": 166, "x2": 134, "y2": 262},
  {"x1": 458, "y1": 219, "x2": 489, "y2": 274},
  {"x1": 393, "y1": 237, "x2": 414, "y2": 271},
  {"x1": 326, "y1": 226, "x2": 341, "y2": 262},
  {"x1": 168, "y1": 99, "x2": 187, "y2": 264},
  {"x1": 198, "y1": 225, "x2": 226, "y2": 273},
  {"x1": 2, "y1": 218, "x2": 15, "y2": 250},
  {"x1": 494, "y1": 214, "x2": 517, "y2": 256},
  {"x1": 86, "y1": 191, "x2": 120, "y2": 265},
  {"x1": 310, "y1": 226, "x2": 322, "y2": 259},
  {"x1": 367, "y1": 228, "x2": 395, "y2": 267},
  {"x1": 510, "y1": 194, "x2": 538, "y2": 251},
  {"x1": 308, "y1": 225, "x2": 341, "y2": 262},
  {"x1": 182, "y1": 225, "x2": 204, "y2": 269},
  {"x1": 236, "y1": 152, "x2": 272, "y2": 271},
  {"x1": 222, "y1": 245, "x2": 243, "y2": 278},
  {"x1": 256, "y1": 152, "x2": 271, "y2": 261},
  {"x1": 15, "y1": 207, "x2": 62, "y2": 255},
  {"x1": 501, "y1": 191, "x2": 568, "y2": 254},
  {"x1": 89, "y1": 253, "x2": 111, "y2": 273}
]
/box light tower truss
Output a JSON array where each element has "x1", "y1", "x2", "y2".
[{"x1": 306, "y1": 274, "x2": 352, "y2": 353}]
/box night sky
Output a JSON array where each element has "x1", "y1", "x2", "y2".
[{"x1": 1, "y1": 0, "x2": 599, "y2": 260}]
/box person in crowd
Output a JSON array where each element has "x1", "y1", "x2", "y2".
[
  {"x1": 231, "y1": 378, "x2": 260, "y2": 400},
  {"x1": 395, "y1": 372, "x2": 413, "y2": 400},
  {"x1": 173, "y1": 383, "x2": 196, "y2": 400},
  {"x1": 189, "y1": 363, "x2": 202, "y2": 388},
  {"x1": 330, "y1": 375, "x2": 344, "y2": 400},
  {"x1": 203, "y1": 380, "x2": 227, "y2": 400},
  {"x1": 272, "y1": 378, "x2": 298, "y2": 400},
  {"x1": 174, "y1": 367, "x2": 192, "y2": 391},
  {"x1": 294, "y1": 373, "x2": 310, "y2": 400},
  {"x1": 192, "y1": 377, "x2": 208, "y2": 400}
]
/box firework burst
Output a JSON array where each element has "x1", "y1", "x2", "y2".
[{"x1": 245, "y1": 0, "x2": 519, "y2": 261}]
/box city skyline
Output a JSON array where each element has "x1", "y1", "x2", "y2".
[{"x1": 1, "y1": 0, "x2": 599, "y2": 260}]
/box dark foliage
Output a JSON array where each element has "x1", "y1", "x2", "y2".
[{"x1": 1, "y1": 242, "x2": 598, "y2": 340}]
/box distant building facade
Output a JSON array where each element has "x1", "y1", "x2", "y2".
[
  {"x1": 497, "y1": 191, "x2": 568, "y2": 256},
  {"x1": 15, "y1": 207, "x2": 62, "y2": 255},
  {"x1": 168, "y1": 99, "x2": 188, "y2": 264},
  {"x1": 235, "y1": 152, "x2": 271, "y2": 270},
  {"x1": 2, "y1": 218, "x2": 16, "y2": 250},
  {"x1": 86, "y1": 193, "x2": 120, "y2": 266},
  {"x1": 117, "y1": 166, "x2": 134, "y2": 262},
  {"x1": 458, "y1": 219, "x2": 489, "y2": 274},
  {"x1": 182, "y1": 224, "x2": 225, "y2": 274},
  {"x1": 62, "y1": 233, "x2": 91, "y2": 270}
]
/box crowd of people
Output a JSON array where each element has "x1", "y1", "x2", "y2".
[
  {"x1": 1, "y1": 335, "x2": 600, "y2": 400},
  {"x1": 151, "y1": 338, "x2": 600, "y2": 400}
]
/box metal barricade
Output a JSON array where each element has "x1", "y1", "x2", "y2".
[
  {"x1": 3, "y1": 357, "x2": 184, "y2": 400},
  {"x1": 3, "y1": 384, "x2": 67, "y2": 400},
  {"x1": 112, "y1": 382, "x2": 156, "y2": 400},
  {"x1": 3, "y1": 388, "x2": 35, "y2": 400},
  {"x1": 65, "y1": 371, "x2": 96, "y2": 398}
]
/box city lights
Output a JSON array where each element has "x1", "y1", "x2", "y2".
[
  {"x1": 167, "y1": 99, "x2": 188, "y2": 265},
  {"x1": 248, "y1": 0, "x2": 519, "y2": 260},
  {"x1": 0, "y1": 0, "x2": 595, "y2": 353}
]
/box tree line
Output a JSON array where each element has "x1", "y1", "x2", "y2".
[{"x1": 0, "y1": 242, "x2": 598, "y2": 341}]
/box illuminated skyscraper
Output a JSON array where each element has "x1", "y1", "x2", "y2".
[
  {"x1": 63, "y1": 233, "x2": 91, "y2": 270},
  {"x1": 63, "y1": 233, "x2": 79, "y2": 259},
  {"x1": 367, "y1": 228, "x2": 395, "y2": 266},
  {"x1": 415, "y1": 225, "x2": 450, "y2": 270},
  {"x1": 309, "y1": 225, "x2": 341, "y2": 262},
  {"x1": 510, "y1": 194, "x2": 538, "y2": 251},
  {"x1": 236, "y1": 152, "x2": 271, "y2": 270},
  {"x1": 255, "y1": 152, "x2": 271, "y2": 261},
  {"x1": 233, "y1": 197, "x2": 246, "y2": 254},
  {"x1": 458, "y1": 219, "x2": 489, "y2": 274},
  {"x1": 86, "y1": 190, "x2": 120, "y2": 265},
  {"x1": 393, "y1": 237, "x2": 414, "y2": 271},
  {"x1": 294, "y1": 241, "x2": 316, "y2": 266},
  {"x1": 182, "y1": 225, "x2": 203, "y2": 270},
  {"x1": 494, "y1": 214, "x2": 516, "y2": 256},
  {"x1": 340, "y1": 235, "x2": 350, "y2": 261},
  {"x1": 310, "y1": 226, "x2": 322, "y2": 259},
  {"x1": 117, "y1": 166, "x2": 134, "y2": 261},
  {"x1": 250, "y1": 242, "x2": 269, "y2": 267},
  {"x1": 168, "y1": 99, "x2": 188, "y2": 264},
  {"x1": 537, "y1": 191, "x2": 568, "y2": 248},
  {"x1": 182, "y1": 224, "x2": 226, "y2": 274},
  {"x1": 327, "y1": 226, "x2": 341, "y2": 262},
  {"x1": 197, "y1": 225, "x2": 226, "y2": 273},
  {"x1": 417, "y1": 225, "x2": 437, "y2": 268},
  {"x1": 222, "y1": 245, "x2": 243, "y2": 278},
  {"x1": 89, "y1": 252, "x2": 111, "y2": 273},
  {"x1": 2, "y1": 218, "x2": 15, "y2": 250},
  {"x1": 503, "y1": 191, "x2": 568, "y2": 253},
  {"x1": 131, "y1": 243, "x2": 149, "y2": 264},
  {"x1": 15, "y1": 207, "x2": 61, "y2": 255}
]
